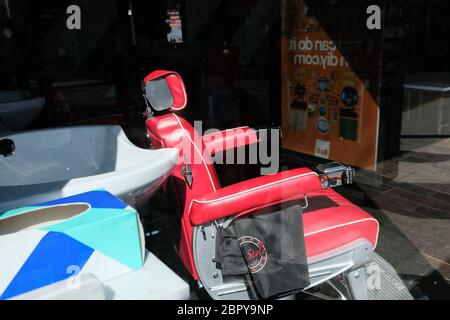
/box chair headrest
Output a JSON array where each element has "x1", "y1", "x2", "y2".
[{"x1": 143, "y1": 70, "x2": 187, "y2": 112}]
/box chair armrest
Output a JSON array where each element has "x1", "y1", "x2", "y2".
[
  {"x1": 189, "y1": 168, "x2": 323, "y2": 225},
  {"x1": 202, "y1": 127, "x2": 259, "y2": 155}
]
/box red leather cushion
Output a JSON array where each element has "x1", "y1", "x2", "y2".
[
  {"x1": 302, "y1": 189, "x2": 379, "y2": 257},
  {"x1": 189, "y1": 168, "x2": 323, "y2": 225},
  {"x1": 146, "y1": 113, "x2": 221, "y2": 192},
  {"x1": 165, "y1": 74, "x2": 187, "y2": 111},
  {"x1": 203, "y1": 127, "x2": 259, "y2": 155},
  {"x1": 144, "y1": 70, "x2": 187, "y2": 111},
  {"x1": 188, "y1": 169, "x2": 379, "y2": 258}
]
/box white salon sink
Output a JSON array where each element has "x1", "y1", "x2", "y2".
[{"x1": 0, "y1": 125, "x2": 178, "y2": 212}]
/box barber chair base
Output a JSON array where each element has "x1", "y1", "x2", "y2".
[
  {"x1": 193, "y1": 221, "x2": 412, "y2": 300},
  {"x1": 326, "y1": 252, "x2": 413, "y2": 300}
]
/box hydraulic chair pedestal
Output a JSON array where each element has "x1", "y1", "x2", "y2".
[{"x1": 344, "y1": 252, "x2": 413, "y2": 300}]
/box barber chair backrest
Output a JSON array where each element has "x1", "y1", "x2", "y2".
[{"x1": 144, "y1": 70, "x2": 220, "y2": 276}]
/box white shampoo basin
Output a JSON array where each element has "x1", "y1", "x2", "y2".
[{"x1": 0, "y1": 125, "x2": 178, "y2": 212}]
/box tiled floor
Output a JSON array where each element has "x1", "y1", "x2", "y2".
[
  {"x1": 303, "y1": 138, "x2": 450, "y2": 298},
  {"x1": 357, "y1": 138, "x2": 450, "y2": 284},
  {"x1": 339, "y1": 175, "x2": 450, "y2": 299}
]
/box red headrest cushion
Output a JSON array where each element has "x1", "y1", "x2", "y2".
[{"x1": 143, "y1": 70, "x2": 187, "y2": 111}]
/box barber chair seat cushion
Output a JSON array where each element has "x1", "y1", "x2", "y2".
[
  {"x1": 194, "y1": 186, "x2": 379, "y2": 259},
  {"x1": 302, "y1": 189, "x2": 379, "y2": 257}
]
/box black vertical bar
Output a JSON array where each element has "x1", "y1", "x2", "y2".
[{"x1": 128, "y1": 0, "x2": 136, "y2": 46}]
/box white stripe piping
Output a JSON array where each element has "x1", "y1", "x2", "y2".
[
  {"x1": 187, "y1": 171, "x2": 318, "y2": 223},
  {"x1": 173, "y1": 114, "x2": 217, "y2": 191},
  {"x1": 169, "y1": 74, "x2": 188, "y2": 110},
  {"x1": 203, "y1": 127, "x2": 250, "y2": 136},
  {"x1": 191, "y1": 171, "x2": 317, "y2": 205},
  {"x1": 305, "y1": 218, "x2": 380, "y2": 250}
]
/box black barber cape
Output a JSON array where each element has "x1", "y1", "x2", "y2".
[{"x1": 216, "y1": 205, "x2": 310, "y2": 299}]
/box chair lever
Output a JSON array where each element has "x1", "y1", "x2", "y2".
[
  {"x1": 301, "y1": 194, "x2": 309, "y2": 210},
  {"x1": 181, "y1": 162, "x2": 193, "y2": 188}
]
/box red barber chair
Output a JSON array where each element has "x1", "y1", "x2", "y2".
[{"x1": 142, "y1": 70, "x2": 409, "y2": 300}]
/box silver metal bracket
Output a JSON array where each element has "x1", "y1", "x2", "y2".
[{"x1": 316, "y1": 162, "x2": 356, "y2": 189}]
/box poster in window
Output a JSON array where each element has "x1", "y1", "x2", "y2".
[{"x1": 281, "y1": 0, "x2": 382, "y2": 169}]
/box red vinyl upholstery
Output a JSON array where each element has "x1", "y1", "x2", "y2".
[
  {"x1": 144, "y1": 70, "x2": 187, "y2": 111},
  {"x1": 144, "y1": 70, "x2": 379, "y2": 280},
  {"x1": 302, "y1": 189, "x2": 379, "y2": 257},
  {"x1": 146, "y1": 113, "x2": 221, "y2": 277},
  {"x1": 203, "y1": 127, "x2": 259, "y2": 155},
  {"x1": 188, "y1": 169, "x2": 379, "y2": 258},
  {"x1": 189, "y1": 168, "x2": 322, "y2": 225}
]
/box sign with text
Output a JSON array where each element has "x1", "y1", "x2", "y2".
[
  {"x1": 281, "y1": 0, "x2": 381, "y2": 169},
  {"x1": 166, "y1": 9, "x2": 183, "y2": 44}
]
